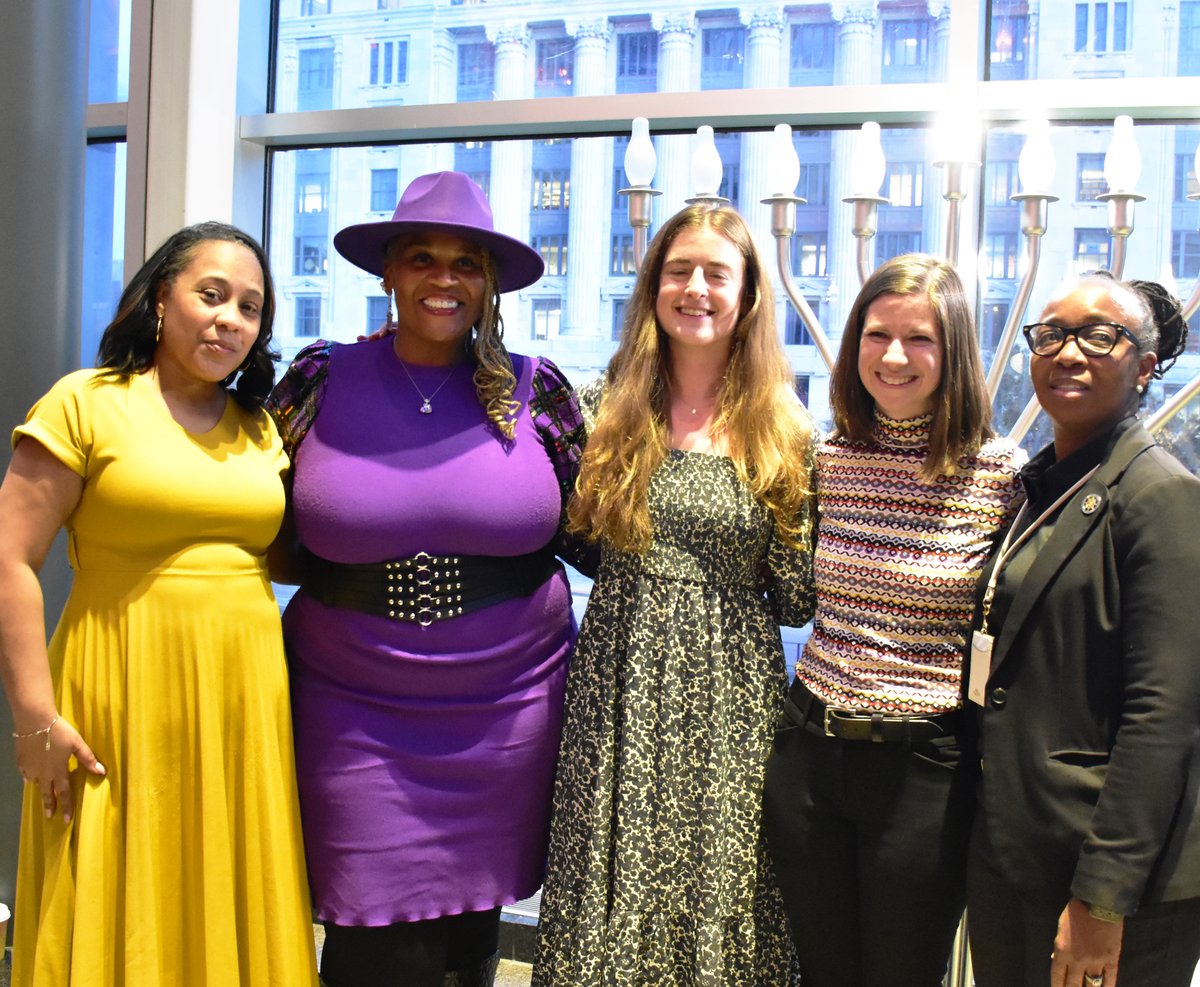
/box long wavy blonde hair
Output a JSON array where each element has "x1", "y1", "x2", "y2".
[
  {"x1": 386, "y1": 237, "x2": 518, "y2": 438},
  {"x1": 568, "y1": 206, "x2": 814, "y2": 553}
]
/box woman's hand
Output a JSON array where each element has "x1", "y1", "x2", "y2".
[
  {"x1": 1051, "y1": 897, "x2": 1123, "y2": 987},
  {"x1": 14, "y1": 714, "x2": 105, "y2": 824}
]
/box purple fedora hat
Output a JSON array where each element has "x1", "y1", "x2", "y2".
[{"x1": 333, "y1": 171, "x2": 544, "y2": 293}]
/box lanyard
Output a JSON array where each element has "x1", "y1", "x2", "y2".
[{"x1": 977, "y1": 465, "x2": 1101, "y2": 636}]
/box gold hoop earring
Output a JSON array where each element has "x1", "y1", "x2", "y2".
[{"x1": 156, "y1": 314, "x2": 163, "y2": 343}]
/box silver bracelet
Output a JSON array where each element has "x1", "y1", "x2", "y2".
[{"x1": 11, "y1": 714, "x2": 59, "y2": 751}]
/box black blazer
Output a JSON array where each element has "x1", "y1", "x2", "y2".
[{"x1": 972, "y1": 418, "x2": 1200, "y2": 916}]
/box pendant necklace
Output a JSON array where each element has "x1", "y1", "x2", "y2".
[{"x1": 397, "y1": 356, "x2": 458, "y2": 414}]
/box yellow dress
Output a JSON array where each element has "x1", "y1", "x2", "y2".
[{"x1": 10, "y1": 370, "x2": 318, "y2": 987}]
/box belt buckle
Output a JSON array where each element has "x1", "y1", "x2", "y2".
[{"x1": 823, "y1": 706, "x2": 844, "y2": 737}]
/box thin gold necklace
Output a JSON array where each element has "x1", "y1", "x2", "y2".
[{"x1": 396, "y1": 356, "x2": 458, "y2": 414}]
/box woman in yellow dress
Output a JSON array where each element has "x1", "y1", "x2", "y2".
[{"x1": 0, "y1": 223, "x2": 318, "y2": 986}]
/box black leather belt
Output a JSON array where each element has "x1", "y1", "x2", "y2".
[
  {"x1": 784, "y1": 680, "x2": 959, "y2": 744},
  {"x1": 302, "y1": 546, "x2": 560, "y2": 626}
]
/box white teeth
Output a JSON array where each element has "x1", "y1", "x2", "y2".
[
  {"x1": 679, "y1": 307, "x2": 710, "y2": 317},
  {"x1": 423, "y1": 298, "x2": 460, "y2": 310},
  {"x1": 879, "y1": 374, "x2": 915, "y2": 385}
]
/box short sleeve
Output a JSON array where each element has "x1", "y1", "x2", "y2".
[
  {"x1": 12, "y1": 369, "x2": 104, "y2": 477},
  {"x1": 265, "y1": 340, "x2": 333, "y2": 459}
]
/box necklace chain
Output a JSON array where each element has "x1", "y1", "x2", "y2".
[{"x1": 396, "y1": 357, "x2": 458, "y2": 414}]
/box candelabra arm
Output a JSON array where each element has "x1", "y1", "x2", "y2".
[
  {"x1": 620, "y1": 186, "x2": 662, "y2": 273},
  {"x1": 1109, "y1": 234, "x2": 1130, "y2": 281},
  {"x1": 1096, "y1": 192, "x2": 1144, "y2": 280},
  {"x1": 775, "y1": 235, "x2": 836, "y2": 372},
  {"x1": 944, "y1": 196, "x2": 962, "y2": 270},
  {"x1": 1146, "y1": 371, "x2": 1200, "y2": 434},
  {"x1": 844, "y1": 196, "x2": 888, "y2": 287},
  {"x1": 1008, "y1": 393, "x2": 1043, "y2": 447},
  {"x1": 1184, "y1": 278, "x2": 1200, "y2": 323}
]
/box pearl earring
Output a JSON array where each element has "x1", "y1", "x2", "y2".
[{"x1": 1136, "y1": 384, "x2": 1144, "y2": 395}]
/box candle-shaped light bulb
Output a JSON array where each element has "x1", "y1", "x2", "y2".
[
  {"x1": 690, "y1": 125, "x2": 723, "y2": 198},
  {"x1": 767, "y1": 124, "x2": 800, "y2": 196},
  {"x1": 849, "y1": 121, "x2": 886, "y2": 197},
  {"x1": 1017, "y1": 117, "x2": 1056, "y2": 194},
  {"x1": 933, "y1": 108, "x2": 979, "y2": 164},
  {"x1": 1103, "y1": 115, "x2": 1142, "y2": 192},
  {"x1": 624, "y1": 117, "x2": 656, "y2": 188}
]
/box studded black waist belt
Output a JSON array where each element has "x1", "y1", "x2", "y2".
[{"x1": 301, "y1": 546, "x2": 560, "y2": 626}]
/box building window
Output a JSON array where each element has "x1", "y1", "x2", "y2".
[
  {"x1": 885, "y1": 162, "x2": 924, "y2": 207},
  {"x1": 1173, "y1": 230, "x2": 1200, "y2": 278},
  {"x1": 457, "y1": 41, "x2": 495, "y2": 102},
  {"x1": 1077, "y1": 153, "x2": 1107, "y2": 201},
  {"x1": 368, "y1": 39, "x2": 408, "y2": 87},
  {"x1": 1075, "y1": 1, "x2": 1129, "y2": 53},
  {"x1": 366, "y1": 295, "x2": 389, "y2": 334},
  {"x1": 617, "y1": 33, "x2": 657, "y2": 94},
  {"x1": 984, "y1": 232, "x2": 1019, "y2": 280},
  {"x1": 533, "y1": 297, "x2": 561, "y2": 339},
  {"x1": 532, "y1": 170, "x2": 569, "y2": 210},
  {"x1": 1182, "y1": 1, "x2": 1200, "y2": 74},
  {"x1": 792, "y1": 233, "x2": 827, "y2": 277},
  {"x1": 701, "y1": 27, "x2": 744, "y2": 90},
  {"x1": 536, "y1": 38, "x2": 574, "y2": 95},
  {"x1": 296, "y1": 296, "x2": 322, "y2": 337},
  {"x1": 533, "y1": 235, "x2": 568, "y2": 276},
  {"x1": 981, "y1": 301, "x2": 1010, "y2": 351},
  {"x1": 990, "y1": 12, "x2": 1029, "y2": 80},
  {"x1": 378, "y1": 0, "x2": 402, "y2": 8},
  {"x1": 785, "y1": 307, "x2": 816, "y2": 346},
  {"x1": 295, "y1": 151, "x2": 330, "y2": 214},
  {"x1": 300, "y1": 0, "x2": 330, "y2": 13},
  {"x1": 293, "y1": 236, "x2": 328, "y2": 276},
  {"x1": 985, "y1": 159, "x2": 1020, "y2": 205},
  {"x1": 877, "y1": 232, "x2": 922, "y2": 264},
  {"x1": 793, "y1": 374, "x2": 811, "y2": 405},
  {"x1": 789, "y1": 23, "x2": 835, "y2": 84},
  {"x1": 611, "y1": 235, "x2": 635, "y2": 275},
  {"x1": 1176, "y1": 151, "x2": 1200, "y2": 200},
  {"x1": 298, "y1": 47, "x2": 335, "y2": 112},
  {"x1": 611, "y1": 298, "x2": 628, "y2": 340},
  {"x1": 882, "y1": 19, "x2": 930, "y2": 80},
  {"x1": 1075, "y1": 228, "x2": 1111, "y2": 274},
  {"x1": 370, "y1": 168, "x2": 397, "y2": 212},
  {"x1": 796, "y1": 163, "x2": 830, "y2": 206}
]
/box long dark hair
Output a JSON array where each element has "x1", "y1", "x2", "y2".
[{"x1": 96, "y1": 222, "x2": 277, "y2": 410}]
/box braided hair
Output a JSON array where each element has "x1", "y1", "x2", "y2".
[{"x1": 1083, "y1": 270, "x2": 1189, "y2": 379}]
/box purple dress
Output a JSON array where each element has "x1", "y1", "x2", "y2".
[{"x1": 280, "y1": 338, "x2": 576, "y2": 925}]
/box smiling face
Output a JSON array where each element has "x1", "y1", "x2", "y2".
[
  {"x1": 383, "y1": 232, "x2": 488, "y2": 365},
  {"x1": 857, "y1": 291, "x2": 944, "y2": 420},
  {"x1": 654, "y1": 226, "x2": 746, "y2": 359},
  {"x1": 154, "y1": 239, "x2": 264, "y2": 387},
  {"x1": 1031, "y1": 279, "x2": 1157, "y2": 458}
]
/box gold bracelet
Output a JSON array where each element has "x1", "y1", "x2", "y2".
[
  {"x1": 1087, "y1": 903, "x2": 1124, "y2": 924},
  {"x1": 11, "y1": 714, "x2": 59, "y2": 751}
]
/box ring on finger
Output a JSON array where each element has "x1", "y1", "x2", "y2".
[{"x1": 1084, "y1": 973, "x2": 1104, "y2": 987}]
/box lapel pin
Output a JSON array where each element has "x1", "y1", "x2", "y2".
[{"x1": 1081, "y1": 493, "x2": 1102, "y2": 515}]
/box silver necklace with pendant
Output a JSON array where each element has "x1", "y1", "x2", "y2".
[{"x1": 397, "y1": 357, "x2": 458, "y2": 414}]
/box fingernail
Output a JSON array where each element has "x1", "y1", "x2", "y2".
[
  {"x1": 96, "y1": 763, "x2": 106, "y2": 775},
  {"x1": 44, "y1": 808, "x2": 52, "y2": 818}
]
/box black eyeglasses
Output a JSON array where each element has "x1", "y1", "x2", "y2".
[{"x1": 1022, "y1": 322, "x2": 1141, "y2": 358}]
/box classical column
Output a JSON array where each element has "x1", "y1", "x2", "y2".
[
  {"x1": 928, "y1": 0, "x2": 952, "y2": 81},
  {"x1": 741, "y1": 8, "x2": 786, "y2": 256},
  {"x1": 562, "y1": 19, "x2": 611, "y2": 336},
  {"x1": 428, "y1": 29, "x2": 457, "y2": 123},
  {"x1": 827, "y1": 0, "x2": 879, "y2": 336},
  {"x1": 0, "y1": 0, "x2": 87, "y2": 918},
  {"x1": 925, "y1": 0, "x2": 955, "y2": 265},
  {"x1": 487, "y1": 23, "x2": 533, "y2": 262},
  {"x1": 652, "y1": 12, "x2": 697, "y2": 224}
]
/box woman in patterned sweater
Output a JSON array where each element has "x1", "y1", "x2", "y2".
[{"x1": 763, "y1": 253, "x2": 1025, "y2": 987}]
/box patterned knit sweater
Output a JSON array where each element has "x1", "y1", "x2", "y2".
[{"x1": 797, "y1": 413, "x2": 1025, "y2": 715}]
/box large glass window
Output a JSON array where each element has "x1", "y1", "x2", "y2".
[
  {"x1": 617, "y1": 32, "x2": 657, "y2": 93},
  {"x1": 1183, "y1": 1, "x2": 1200, "y2": 73},
  {"x1": 89, "y1": 0, "x2": 131, "y2": 103},
  {"x1": 790, "y1": 22, "x2": 835, "y2": 85},
  {"x1": 298, "y1": 46, "x2": 335, "y2": 111},
  {"x1": 82, "y1": 141, "x2": 126, "y2": 363},
  {"x1": 701, "y1": 26, "x2": 745, "y2": 89}
]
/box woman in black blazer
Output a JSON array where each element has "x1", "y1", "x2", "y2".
[{"x1": 967, "y1": 273, "x2": 1200, "y2": 987}]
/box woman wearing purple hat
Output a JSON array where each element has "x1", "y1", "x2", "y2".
[{"x1": 266, "y1": 171, "x2": 586, "y2": 987}]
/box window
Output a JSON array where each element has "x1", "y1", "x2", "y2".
[
  {"x1": 296, "y1": 296, "x2": 322, "y2": 337},
  {"x1": 793, "y1": 374, "x2": 811, "y2": 405},
  {"x1": 1074, "y1": 228, "x2": 1111, "y2": 273},
  {"x1": 885, "y1": 163, "x2": 924, "y2": 207},
  {"x1": 298, "y1": 47, "x2": 335, "y2": 112},
  {"x1": 790, "y1": 23, "x2": 835, "y2": 84},
  {"x1": 611, "y1": 298, "x2": 628, "y2": 341},
  {"x1": 611, "y1": 235, "x2": 635, "y2": 275},
  {"x1": 367, "y1": 39, "x2": 408, "y2": 87},
  {"x1": 877, "y1": 232, "x2": 922, "y2": 264},
  {"x1": 1173, "y1": 230, "x2": 1200, "y2": 278},
  {"x1": 1183, "y1": 1, "x2": 1200, "y2": 74},
  {"x1": 1077, "y1": 153, "x2": 1107, "y2": 201},
  {"x1": 536, "y1": 38, "x2": 574, "y2": 95},
  {"x1": 701, "y1": 27, "x2": 744, "y2": 90},
  {"x1": 882, "y1": 19, "x2": 930, "y2": 81},
  {"x1": 792, "y1": 233, "x2": 828, "y2": 277},
  {"x1": 785, "y1": 308, "x2": 815, "y2": 346},
  {"x1": 301, "y1": 0, "x2": 330, "y2": 13},
  {"x1": 1075, "y1": 2, "x2": 1129, "y2": 53},
  {"x1": 370, "y1": 168, "x2": 397, "y2": 212},
  {"x1": 378, "y1": 0, "x2": 402, "y2": 7},
  {"x1": 796, "y1": 163, "x2": 830, "y2": 206},
  {"x1": 984, "y1": 233, "x2": 1019, "y2": 280},
  {"x1": 366, "y1": 295, "x2": 389, "y2": 334},
  {"x1": 293, "y1": 236, "x2": 328, "y2": 276},
  {"x1": 981, "y1": 302, "x2": 1010, "y2": 351},
  {"x1": 617, "y1": 33, "x2": 657, "y2": 94},
  {"x1": 532, "y1": 170, "x2": 569, "y2": 210},
  {"x1": 1177, "y1": 152, "x2": 1200, "y2": 200},
  {"x1": 457, "y1": 42, "x2": 495, "y2": 102},
  {"x1": 295, "y1": 150, "x2": 330, "y2": 214},
  {"x1": 985, "y1": 159, "x2": 1020, "y2": 204},
  {"x1": 990, "y1": 12, "x2": 1029, "y2": 80},
  {"x1": 533, "y1": 235, "x2": 568, "y2": 276},
  {"x1": 533, "y1": 297, "x2": 561, "y2": 339}
]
